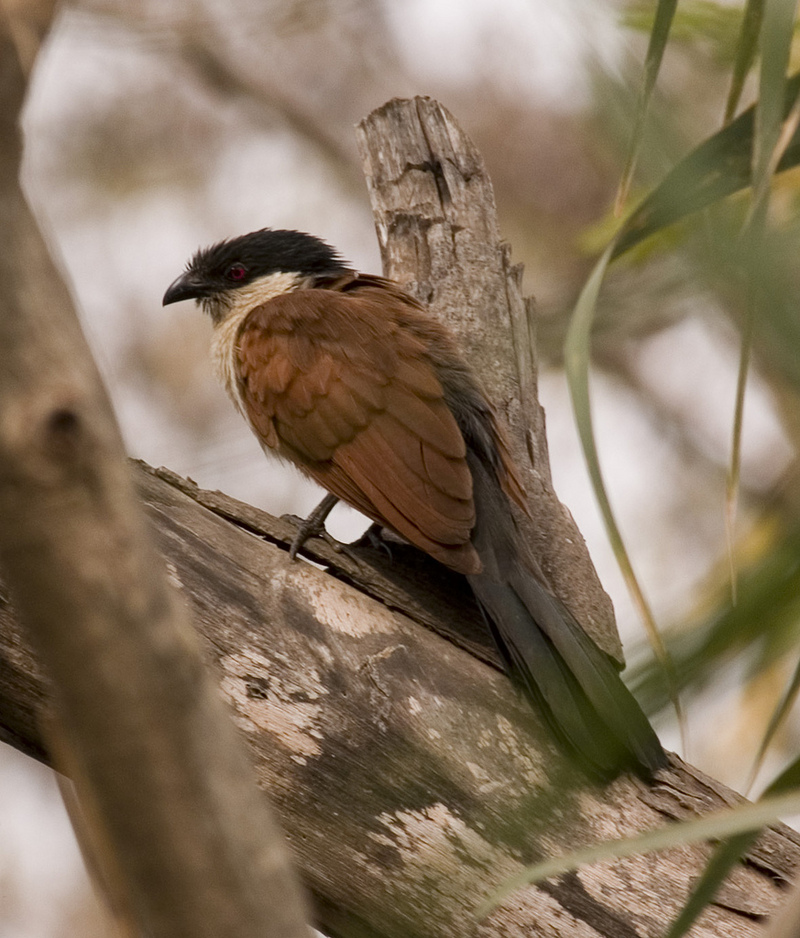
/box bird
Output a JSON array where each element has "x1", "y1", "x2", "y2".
[{"x1": 163, "y1": 227, "x2": 667, "y2": 779}]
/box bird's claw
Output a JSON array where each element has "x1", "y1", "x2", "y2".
[
  {"x1": 281, "y1": 512, "x2": 331, "y2": 558},
  {"x1": 281, "y1": 494, "x2": 360, "y2": 565},
  {"x1": 361, "y1": 523, "x2": 394, "y2": 562}
]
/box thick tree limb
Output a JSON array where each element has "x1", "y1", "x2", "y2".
[
  {"x1": 2, "y1": 464, "x2": 797, "y2": 937},
  {"x1": 0, "y1": 7, "x2": 311, "y2": 938}
]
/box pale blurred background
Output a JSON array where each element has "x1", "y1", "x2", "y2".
[{"x1": 4, "y1": 0, "x2": 799, "y2": 933}]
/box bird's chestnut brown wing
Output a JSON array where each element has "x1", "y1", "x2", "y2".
[{"x1": 236, "y1": 289, "x2": 481, "y2": 574}]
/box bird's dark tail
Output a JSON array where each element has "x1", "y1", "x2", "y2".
[{"x1": 466, "y1": 457, "x2": 667, "y2": 779}]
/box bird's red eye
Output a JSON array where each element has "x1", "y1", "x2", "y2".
[{"x1": 227, "y1": 263, "x2": 247, "y2": 281}]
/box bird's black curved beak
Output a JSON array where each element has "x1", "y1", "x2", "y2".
[{"x1": 162, "y1": 272, "x2": 205, "y2": 306}]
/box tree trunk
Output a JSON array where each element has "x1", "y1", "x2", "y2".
[{"x1": 357, "y1": 97, "x2": 621, "y2": 661}]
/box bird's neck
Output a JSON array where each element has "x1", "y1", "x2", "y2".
[
  {"x1": 202, "y1": 270, "x2": 307, "y2": 325},
  {"x1": 206, "y1": 271, "x2": 299, "y2": 415}
]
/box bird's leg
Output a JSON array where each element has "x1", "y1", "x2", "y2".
[
  {"x1": 283, "y1": 493, "x2": 341, "y2": 560},
  {"x1": 360, "y1": 523, "x2": 394, "y2": 562}
]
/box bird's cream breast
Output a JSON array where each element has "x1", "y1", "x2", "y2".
[
  {"x1": 209, "y1": 270, "x2": 306, "y2": 417},
  {"x1": 210, "y1": 305, "x2": 251, "y2": 417}
]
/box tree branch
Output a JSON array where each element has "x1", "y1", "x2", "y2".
[
  {"x1": 356, "y1": 96, "x2": 620, "y2": 661},
  {"x1": 0, "y1": 7, "x2": 312, "y2": 937},
  {"x1": 2, "y1": 463, "x2": 796, "y2": 937}
]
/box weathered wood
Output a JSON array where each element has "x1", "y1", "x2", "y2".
[
  {"x1": 356, "y1": 96, "x2": 620, "y2": 662},
  {"x1": 2, "y1": 463, "x2": 795, "y2": 937},
  {"x1": 0, "y1": 10, "x2": 311, "y2": 938}
]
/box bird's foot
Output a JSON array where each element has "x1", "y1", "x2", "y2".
[
  {"x1": 359, "y1": 523, "x2": 394, "y2": 562},
  {"x1": 283, "y1": 493, "x2": 359, "y2": 562}
]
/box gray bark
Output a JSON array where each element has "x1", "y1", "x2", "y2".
[
  {"x1": 0, "y1": 6, "x2": 312, "y2": 937},
  {"x1": 357, "y1": 96, "x2": 620, "y2": 661},
  {"x1": 2, "y1": 464, "x2": 798, "y2": 938}
]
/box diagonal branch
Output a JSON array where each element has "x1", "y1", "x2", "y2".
[{"x1": 2, "y1": 462, "x2": 797, "y2": 938}]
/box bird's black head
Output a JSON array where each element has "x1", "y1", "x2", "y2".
[{"x1": 162, "y1": 228, "x2": 350, "y2": 320}]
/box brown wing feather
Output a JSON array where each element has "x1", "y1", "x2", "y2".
[
  {"x1": 337, "y1": 413, "x2": 474, "y2": 542},
  {"x1": 341, "y1": 280, "x2": 529, "y2": 513},
  {"x1": 236, "y1": 287, "x2": 481, "y2": 574}
]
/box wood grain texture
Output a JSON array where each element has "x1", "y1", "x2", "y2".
[
  {"x1": 2, "y1": 462, "x2": 795, "y2": 938},
  {"x1": 0, "y1": 12, "x2": 312, "y2": 938},
  {"x1": 356, "y1": 96, "x2": 621, "y2": 662}
]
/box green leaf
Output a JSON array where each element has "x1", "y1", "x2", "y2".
[
  {"x1": 727, "y1": 0, "x2": 796, "y2": 608},
  {"x1": 663, "y1": 744, "x2": 800, "y2": 938},
  {"x1": 752, "y1": 0, "x2": 796, "y2": 207},
  {"x1": 664, "y1": 832, "x2": 762, "y2": 938},
  {"x1": 766, "y1": 753, "x2": 800, "y2": 792},
  {"x1": 724, "y1": 302, "x2": 753, "y2": 607},
  {"x1": 616, "y1": 0, "x2": 678, "y2": 211},
  {"x1": 747, "y1": 655, "x2": 800, "y2": 794},
  {"x1": 614, "y1": 72, "x2": 800, "y2": 258},
  {"x1": 477, "y1": 787, "x2": 800, "y2": 917},
  {"x1": 564, "y1": 244, "x2": 685, "y2": 739},
  {"x1": 725, "y1": 0, "x2": 765, "y2": 122},
  {"x1": 623, "y1": 0, "x2": 754, "y2": 66}
]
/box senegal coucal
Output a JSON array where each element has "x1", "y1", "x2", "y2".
[{"x1": 163, "y1": 227, "x2": 666, "y2": 778}]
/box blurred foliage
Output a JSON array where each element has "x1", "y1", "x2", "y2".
[
  {"x1": 630, "y1": 514, "x2": 800, "y2": 713},
  {"x1": 577, "y1": 3, "x2": 800, "y2": 933},
  {"x1": 576, "y1": 5, "x2": 800, "y2": 773},
  {"x1": 624, "y1": 0, "x2": 763, "y2": 66}
]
